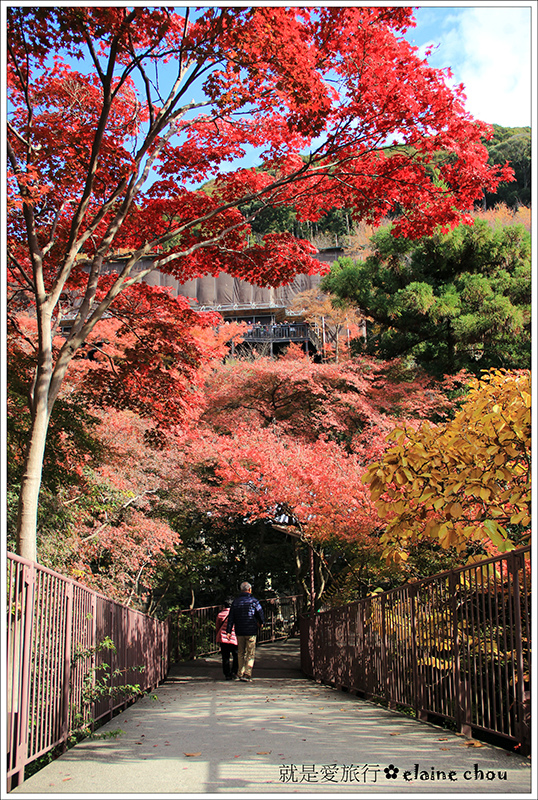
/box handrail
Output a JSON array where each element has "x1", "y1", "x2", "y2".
[
  {"x1": 300, "y1": 546, "x2": 531, "y2": 755},
  {"x1": 6, "y1": 555, "x2": 169, "y2": 791}
]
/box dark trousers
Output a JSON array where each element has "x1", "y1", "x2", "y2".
[{"x1": 220, "y1": 643, "x2": 238, "y2": 677}]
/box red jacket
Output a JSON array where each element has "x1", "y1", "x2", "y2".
[{"x1": 216, "y1": 609, "x2": 237, "y2": 645}]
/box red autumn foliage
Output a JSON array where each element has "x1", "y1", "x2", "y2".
[
  {"x1": 8, "y1": 5, "x2": 512, "y2": 559},
  {"x1": 180, "y1": 354, "x2": 465, "y2": 549},
  {"x1": 199, "y1": 355, "x2": 463, "y2": 462}
]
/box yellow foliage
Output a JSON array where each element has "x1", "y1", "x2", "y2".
[{"x1": 363, "y1": 370, "x2": 530, "y2": 559}]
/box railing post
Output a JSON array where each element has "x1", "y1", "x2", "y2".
[
  {"x1": 380, "y1": 595, "x2": 388, "y2": 704},
  {"x1": 450, "y1": 570, "x2": 471, "y2": 737},
  {"x1": 89, "y1": 595, "x2": 97, "y2": 730},
  {"x1": 60, "y1": 582, "x2": 73, "y2": 750},
  {"x1": 409, "y1": 585, "x2": 420, "y2": 717},
  {"x1": 190, "y1": 609, "x2": 196, "y2": 660},
  {"x1": 13, "y1": 562, "x2": 36, "y2": 789},
  {"x1": 172, "y1": 611, "x2": 179, "y2": 664},
  {"x1": 508, "y1": 550, "x2": 530, "y2": 755}
]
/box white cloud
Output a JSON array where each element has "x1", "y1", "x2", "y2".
[{"x1": 432, "y1": 7, "x2": 532, "y2": 127}]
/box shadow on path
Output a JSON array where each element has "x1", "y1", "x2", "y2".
[
  {"x1": 166, "y1": 638, "x2": 304, "y2": 683},
  {"x1": 11, "y1": 639, "x2": 532, "y2": 795}
]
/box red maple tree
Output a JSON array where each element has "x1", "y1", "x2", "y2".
[
  {"x1": 8, "y1": 6, "x2": 512, "y2": 559},
  {"x1": 67, "y1": 409, "x2": 186, "y2": 607},
  {"x1": 172, "y1": 353, "x2": 466, "y2": 602},
  {"x1": 198, "y1": 354, "x2": 462, "y2": 461}
]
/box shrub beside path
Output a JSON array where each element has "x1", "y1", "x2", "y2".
[{"x1": 12, "y1": 640, "x2": 532, "y2": 795}]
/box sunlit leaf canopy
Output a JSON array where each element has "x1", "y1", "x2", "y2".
[
  {"x1": 7, "y1": 5, "x2": 514, "y2": 563},
  {"x1": 364, "y1": 369, "x2": 531, "y2": 561},
  {"x1": 8, "y1": 4, "x2": 512, "y2": 288}
]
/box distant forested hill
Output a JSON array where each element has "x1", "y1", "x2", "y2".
[
  {"x1": 232, "y1": 126, "x2": 531, "y2": 246},
  {"x1": 483, "y1": 125, "x2": 531, "y2": 209}
]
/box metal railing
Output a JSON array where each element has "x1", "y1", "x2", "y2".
[
  {"x1": 6, "y1": 554, "x2": 170, "y2": 791},
  {"x1": 300, "y1": 546, "x2": 531, "y2": 754},
  {"x1": 170, "y1": 595, "x2": 303, "y2": 661}
]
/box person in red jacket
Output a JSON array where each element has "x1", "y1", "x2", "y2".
[{"x1": 216, "y1": 599, "x2": 238, "y2": 680}]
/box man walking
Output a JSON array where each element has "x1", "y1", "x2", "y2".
[{"x1": 226, "y1": 581, "x2": 265, "y2": 681}]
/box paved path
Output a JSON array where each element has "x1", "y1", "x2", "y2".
[{"x1": 12, "y1": 640, "x2": 532, "y2": 795}]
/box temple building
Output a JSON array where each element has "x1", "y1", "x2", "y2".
[{"x1": 100, "y1": 248, "x2": 346, "y2": 358}]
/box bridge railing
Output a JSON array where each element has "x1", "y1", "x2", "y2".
[
  {"x1": 300, "y1": 546, "x2": 531, "y2": 755},
  {"x1": 6, "y1": 554, "x2": 169, "y2": 791},
  {"x1": 170, "y1": 594, "x2": 303, "y2": 661}
]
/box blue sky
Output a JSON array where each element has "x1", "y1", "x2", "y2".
[
  {"x1": 403, "y1": 3, "x2": 533, "y2": 127},
  {"x1": 10, "y1": 2, "x2": 533, "y2": 130}
]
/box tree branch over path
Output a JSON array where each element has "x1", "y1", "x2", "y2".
[{"x1": 7, "y1": 6, "x2": 513, "y2": 560}]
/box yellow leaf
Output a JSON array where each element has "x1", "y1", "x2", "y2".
[{"x1": 510, "y1": 511, "x2": 526, "y2": 525}]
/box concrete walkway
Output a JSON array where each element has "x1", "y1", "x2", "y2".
[{"x1": 12, "y1": 639, "x2": 532, "y2": 796}]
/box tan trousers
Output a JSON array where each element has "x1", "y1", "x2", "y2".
[{"x1": 236, "y1": 635, "x2": 257, "y2": 678}]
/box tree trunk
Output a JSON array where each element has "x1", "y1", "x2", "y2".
[
  {"x1": 16, "y1": 297, "x2": 55, "y2": 562},
  {"x1": 16, "y1": 398, "x2": 50, "y2": 562},
  {"x1": 294, "y1": 541, "x2": 310, "y2": 609}
]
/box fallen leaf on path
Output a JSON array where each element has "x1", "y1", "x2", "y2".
[
  {"x1": 439, "y1": 748, "x2": 450, "y2": 751},
  {"x1": 389, "y1": 733, "x2": 400, "y2": 736},
  {"x1": 184, "y1": 752, "x2": 202, "y2": 757},
  {"x1": 62, "y1": 778, "x2": 71, "y2": 782},
  {"x1": 464, "y1": 740, "x2": 484, "y2": 747},
  {"x1": 257, "y1": 752, "x2": 271, "y2": 755},
  {"x1": 437, "y1": 738, "x2": 449, "y2": 741}
]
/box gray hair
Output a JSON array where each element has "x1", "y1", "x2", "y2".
[{"x1": 240, "y1": 581, "x2": 251, "y2": 592}]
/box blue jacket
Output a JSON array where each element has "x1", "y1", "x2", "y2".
[{"x1": 227, "y1": 592, "x2": 265, "y2": 636}]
